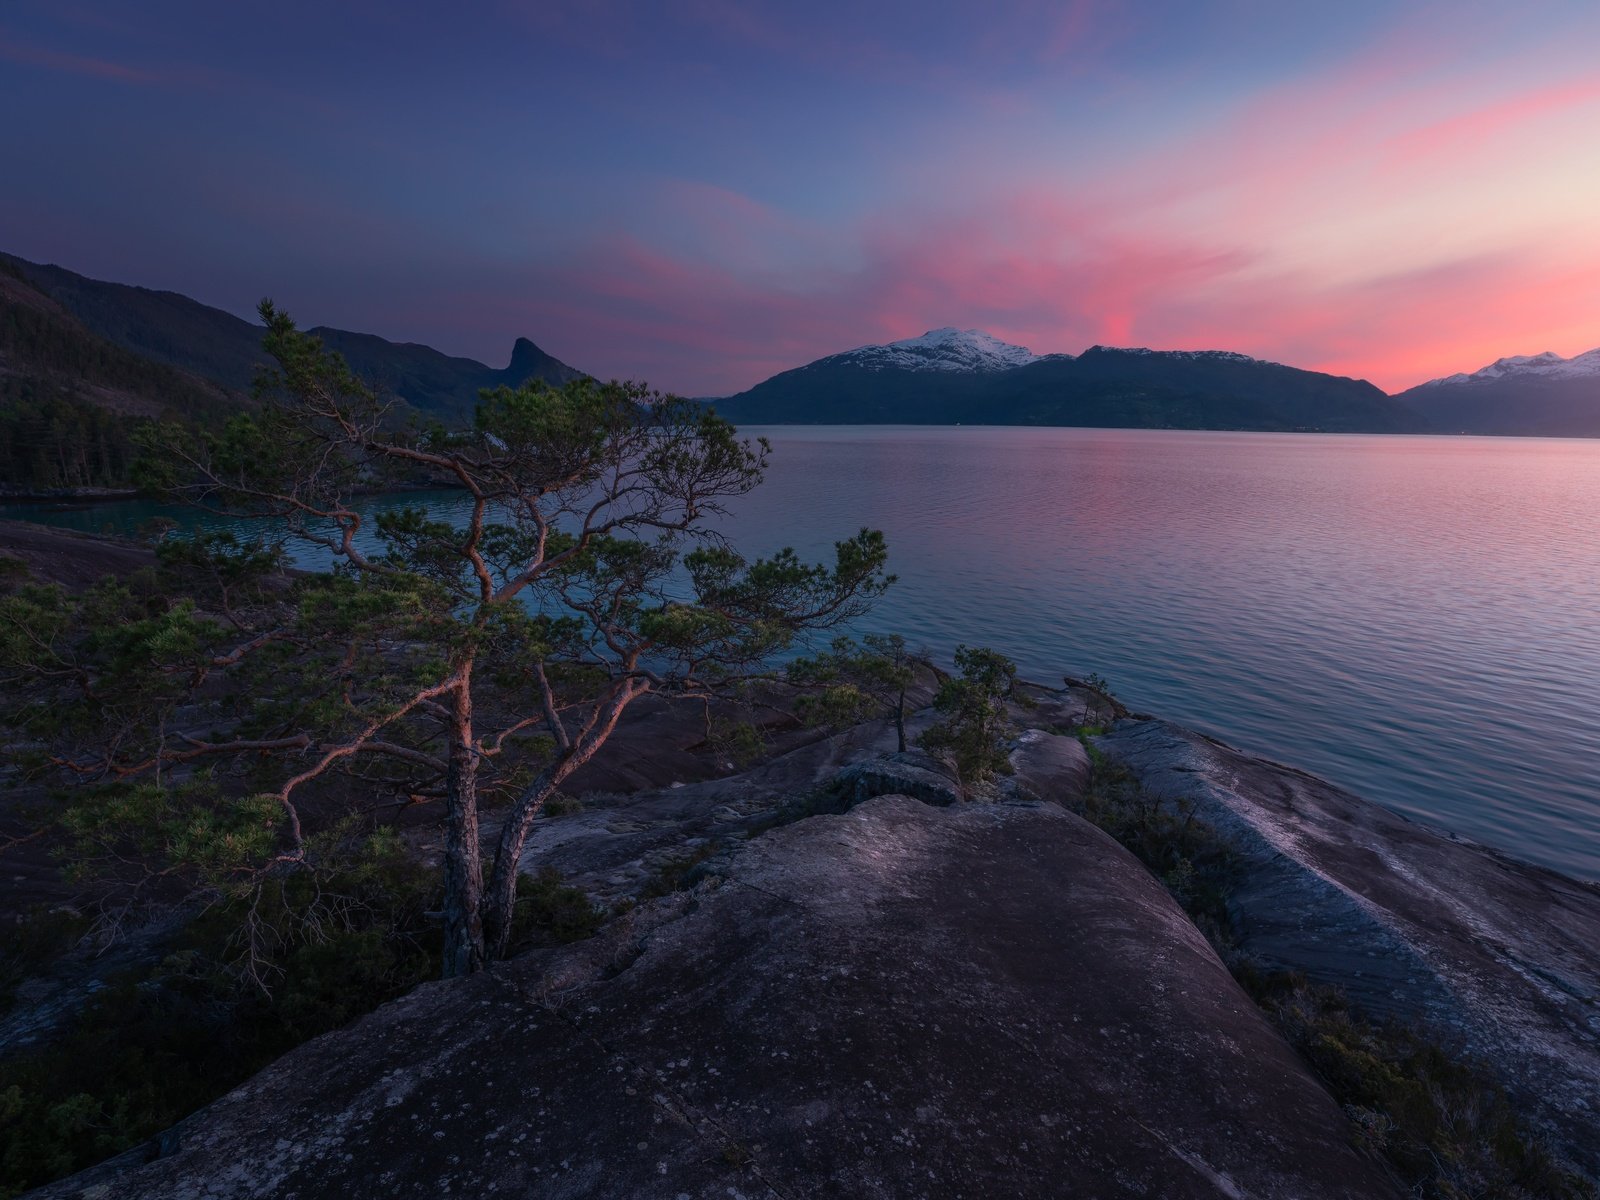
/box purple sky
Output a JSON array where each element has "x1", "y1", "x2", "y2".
[{"x1": 3, "y1": 1, "x2": 1599, "y2": 395}]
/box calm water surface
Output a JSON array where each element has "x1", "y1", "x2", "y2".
[{"x1": 8, "y1": 427, "x2": 1599, "y2": 879}]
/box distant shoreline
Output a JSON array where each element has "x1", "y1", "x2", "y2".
[
  {"x1": 0, "y1": 479, "x2": 457, "y2": 507},
  {"x1": 0, "y1": 487, "x2": 143, "y2": 504},
  {"x1": 1, "y1": 429, "x2": 1592, "y2": 519},
  {"x1": 726, "y1": 421, "x2": 1595, "y2": 440}
]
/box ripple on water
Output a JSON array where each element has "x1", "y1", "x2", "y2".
[{"x1": 5, "y1": 426, "x2": 1599, "y2": 878}]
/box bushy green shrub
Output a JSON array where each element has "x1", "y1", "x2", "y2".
[
  {"x1": 0, "y1": 906, "x2": 88, "y2": 1014},
  {"x1": 705, "y1": 718, "x2": 767, "y2": 769},
  {"x1": 638, "y1": 843, "x2": 722, "y2": 900},
  {"x1": 1071, "y1": 756, "x2": 1237, "y2": 938},
  {"x1": 918, "y1": 645, "x2": 1017, "y2": 787},
  {"x1": 513, "y1": 866, "x2": 604, "y2": 945},
  {"x1": 1248, "y1": 975, "x2": 1593, "y2": 1199},
  {"x1": 540, "y1": 794, "x2": 583, "y2": 818},
  {"x1": 0, "y1": 842, "x2": 438, "y2": 1198}
]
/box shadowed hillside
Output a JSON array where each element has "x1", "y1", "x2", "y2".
[
  {"x1": 1, "y1": 253, "x2": 585, "y2": 425},
  {"x1": 0, "y1": 262, "x2": 243, "y2": 491},
  {"x1": 714, "y1": 333, "x2": 1425, "y2": 432},
  {"x1": 1394, "y1": 352, "x2": 1600, "y2": 436}
]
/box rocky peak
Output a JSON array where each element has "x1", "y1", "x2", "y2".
[
  {"x1": 505, "y1": 336, "x2": 554, "y2": 380},
  {"x1": 1421, "y1": 346, "x2": 1600, "y2": 387}
]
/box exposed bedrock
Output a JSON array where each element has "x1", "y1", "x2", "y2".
[
  {"x1": 506, "y1": 709, "x2": 943, "y2": 908},
  {"x1": 835, "y1": 750, "x2": 963, "y2": 808},
  {"x1": 1097, "y1": 717, "x2": 1600, "y2": 1180},
  {"x1": 1008, "y1": 727, "x2": 1094, "y2": 801},
  {"x1": 31, "y1": 795, "x2": 1398, "y2": 1200}
]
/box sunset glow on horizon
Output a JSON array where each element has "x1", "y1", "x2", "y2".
[{"x1": 3, "y1": 0, "x2": 1598, "y2": 395}]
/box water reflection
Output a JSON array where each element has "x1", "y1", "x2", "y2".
[{"x1": 6, "y1": 427, "x2": 1598, "y2": 878}]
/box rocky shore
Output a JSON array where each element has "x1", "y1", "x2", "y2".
[
  {"x1": 1097, "y1": 717, "x2": 1600, "y2": 1177},
  {"x1": 25, "y1": 680, "x2": 1600, "y2": 1199}
]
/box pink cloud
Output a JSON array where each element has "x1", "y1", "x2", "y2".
[
  {"x1": 506, "y1": 156, "x2": 1599, "y2": 397},
  {"x1": 1382, "y1": 76, "x2": 1600, "y2": 166},
  {"x1": 313, "y1": 16, "x2": 1600, "y2": 399},
  {"x1": 0, "y1": 29, "x2": 251, "y2": 95},
  {"x1": 0, "y1": 34, "x2": 164, "y2": 84},
  {"x1": 429, "y1": 190, "x2": 1261, "y2": 395}
]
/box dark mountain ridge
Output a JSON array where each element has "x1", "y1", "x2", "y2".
[
  {"x1": 15, "y1": 251, "x2": 1595, "y2": 436},
  {"x1": 715, "y1": 330, "x2": 1423, "y2": 433},
  {"x1": 0, "y1": 253, "x2": 583, "y2": 424},
  {"x1": 0, "y1": 260, "x2": 245, "y2": 490}
]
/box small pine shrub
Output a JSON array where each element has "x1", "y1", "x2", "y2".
[{"x1": 513, "y1": 867, "x2": 604, "y2": 945}]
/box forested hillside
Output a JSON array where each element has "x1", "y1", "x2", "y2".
[
  {"x1": 0, "y1": 262, "x2": 243, "y2": 490},
  {"x1": 2, "y1": 253, "x2": 585, "y2": 426}
]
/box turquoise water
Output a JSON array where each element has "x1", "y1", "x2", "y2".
[{"x1": 7, "y1": 426, "x2": 1599, "y2": 879}]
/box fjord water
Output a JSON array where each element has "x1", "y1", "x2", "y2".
[
  {"x1": 8, "y1": 427, "x2": 1598, "y2": 879},
  {"x1": 735, "y1": 427, "x2": 1599, "y2": 880}
]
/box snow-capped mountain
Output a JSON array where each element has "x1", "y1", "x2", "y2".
[
  {"x1": 1396, "y1": 345, "x2": 1600, "y2": 437},
  {"x1": 714, "y1": 332, "x2": 1414, "y2": 431},
  {"x1": 1419, "y1": 347, "x2": 1600, "y2": 387},
  {"x1": 1089, "y1": 346, "x2": 1261, "y2": 365},
  {"x1": 819, "y1": 327, "x2": 1063, "y2": 374}
]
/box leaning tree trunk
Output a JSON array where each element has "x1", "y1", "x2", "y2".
[
  {"x1": 441, "y1": 681, "x2": 487, "y2": 977},
  {"x1": 481, "y1": 679, "x2": 645, "y2": 961}
]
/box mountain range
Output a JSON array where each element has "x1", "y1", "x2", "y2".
[
  {"x1": 3, "y1": 251, "x2": 1598, "y2": 448},
  {"x1": 1, "y1": 258, "x2": 252, "y2": 490},
  {"x1": 713, "y1": 328, "x2": 1421, "y2": 433},
  {"x1": 1393, "y1": 348, "x2": 1600, "y2": 437},
  {"x1": 0, "y1": 253, "x2": 583, "y2": 425},
  {"x1": 717, "y1": 328, "x2": 1600, "y2": 437}
]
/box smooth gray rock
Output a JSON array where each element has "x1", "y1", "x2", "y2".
[
  {"x1": 1097, "y1": 717, "x2": 1600, "y2": 1181},
  {"x1": 32, "y1": 796, "x2": 1398, "y2": 1200},
  {"x1": 510, "y1": 711, "x2": 938, "y2": 906},
  {"x1": 1008, "y1": 729, "x2": 1092, "y2": 802},
  {"x1": 834, "y1": 751, "x2": 962, "y2": 808}
]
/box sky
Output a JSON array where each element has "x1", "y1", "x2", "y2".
[{"x1": 2, "y1": 0, "x2": 1598, "y2": 396}]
